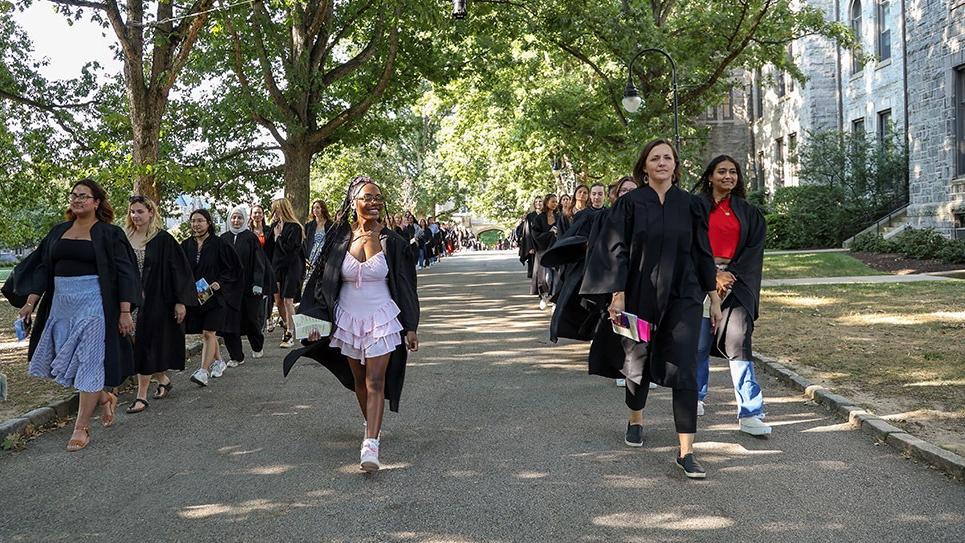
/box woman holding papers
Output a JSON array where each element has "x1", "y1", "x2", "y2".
[
  {"x1": 220, "y1": 205, "x2": 269, "y2": 367},
  {"x1": 123, "y1": 195, "x2": 196, "y2": 413},
  {"x1": 283, "y1": 175, "x2": 419, "y2": 474},
  {"x1": 694, "y1": 156, "x2": 770, "y2": 436},
  {"x1": 181, "y1": 209, "x2": 241, "y2": 387},
  {"x1": 582, "y1": 139, "x2": 722, "y2": 479}
]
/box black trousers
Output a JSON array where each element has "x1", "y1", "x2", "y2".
[
  {"x1": 625, "y1": 384, "x2": 698, "y2": 434},
  {"x1": 223, "y1": 331, "x2": 265, "y2": 362}
]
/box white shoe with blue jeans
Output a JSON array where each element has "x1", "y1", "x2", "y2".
[{"x1": 695, "y1": 317, "x2": 765, "y2": 420}]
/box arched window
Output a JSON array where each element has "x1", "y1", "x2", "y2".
[{"x1": 850, "y1": 0, "x2": 864, "y2": 74}]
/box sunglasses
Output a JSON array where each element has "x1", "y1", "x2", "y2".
[{"x1": 129, "y1": 195, "x2": 147, "y2": 204}]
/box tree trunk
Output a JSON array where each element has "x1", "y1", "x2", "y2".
[
  {"x1": 132, "y1": 125, "x2": 161, "y2": 203},
  {"x1": 283, "y1": 143, "x2": 314, "y2": 223}
]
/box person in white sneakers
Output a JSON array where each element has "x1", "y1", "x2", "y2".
[
  {"x1": 694, "y1": 155, "x2": 771, "y2": 437},
  {"x1": 219, "y1": 206, "x2": 268, "y2": 368},
  {"x1": 181, "y1": 209, "x2": 241, "y2": 387},
  {"x1": 283, "y1": 176, "x2": 419, "y2": 474}
]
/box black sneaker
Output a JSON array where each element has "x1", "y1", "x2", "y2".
[
  {"x1": 624, "y1": 423, "x2": 644, "y2": 447},
  {"x1": 676, "y1": 453, "x2": 706, "y2": 479}
]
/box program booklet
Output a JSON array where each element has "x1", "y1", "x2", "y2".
[
  {"x1": 196, "y1": 278, "x2": 214, "y2": 305},
  {"x1": 291, "y1": 314, "x2": 332, "y2": 340},
  {"x1": 611, "y1": 311, "x2": 654, "y2": 343}
]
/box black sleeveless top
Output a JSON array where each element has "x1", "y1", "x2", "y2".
[{"x1": 53, "y1": 239, "x2": 97, "y2": 277}]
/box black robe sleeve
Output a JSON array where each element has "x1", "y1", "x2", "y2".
[
  {"x1": 391, "y1": 235, "x2": 419, "y2": 332},
  {"x1": 581, "y1": 195, "x2": 633, "y2": 295},
  {"x1": 532, "y1": 213, "x2": 559, "y2": 251},
  {"x1": 690, "y1": 195, "x2": 717, "y2": 294},
  {"x1": 160, "y1": 231, "x2": 197, "y2": 307},
  {"x1": 725, "y1": 198, "x2": 766, "y2": 319},
  {"x1": 110, "y1": 225, "x2": 142, "y2": 307},
  {"x1": 217, "y1": 238, "x2": 243, "y2": 310}
]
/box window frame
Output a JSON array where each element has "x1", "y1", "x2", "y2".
[
  {"x1": 775, "y1": 137, "x2": 786, "y2": 187},
  {"x1": 850, "y1": 0, "x2": 864, "y2": 75},
  {"x1": 876, "y1": 0, "x2": 891, "y2": 61},
  {"x1": 957, "y1": 66, "x2": 965, "y2": 176},
  {"x1": 877, "y1": 109, "x2": 893, "y2": 142}
]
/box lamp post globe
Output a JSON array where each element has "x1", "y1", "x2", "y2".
[{"x1": 453, "y1": 0, "x2": 467, "y2": 19}]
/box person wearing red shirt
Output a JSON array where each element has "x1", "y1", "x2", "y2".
[{"x1": 695, "y1": 155, "x2": 771, "y2": 436}]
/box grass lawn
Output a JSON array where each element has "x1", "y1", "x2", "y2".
[
  {"x1": 762, "y1": 252, "x2": 885, "y2": 280},
  {"x1": 0, "y1": 302, "x2": 72, "y2": 421},
  {"x1": 756, "y1": 280, "x2": 965, "y2": 455},
  {"x1": 0, "y1": 268, "x2": 10, "y2": 282}
]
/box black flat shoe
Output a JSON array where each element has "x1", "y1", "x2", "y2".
[
  {"x1": 126, "y1": 398, "x2": 149, "y2": 414},
  {"x1": 676, "y1": 452, "x2": 706, "y2": 479},
  {"x1": 624, "y1": 423, "x2": 644, "y2": 447}
]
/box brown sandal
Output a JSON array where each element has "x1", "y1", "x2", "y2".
[
  {"x1": 66, "y1": 426, "x2": 90, "y2": 452},
  {"x1": 153, "y1": 381, "x2": 172, "y2": 400},
  {"x1": 126, "y1": 398, "x2": 149, "y2": 414},
  {"x1": 99, "y1": 392, "x2": 118, "y2": 427}
]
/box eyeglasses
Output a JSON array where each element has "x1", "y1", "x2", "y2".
[
  {"x1": 129, "y1": 195, "x2": 146, "y2": 204},
  {"x1": 68, "y1": 192, "x2": 94, "y2": 202},
  {"x1": 355, "y1": 194, "x2": 385, "y2": 204}
]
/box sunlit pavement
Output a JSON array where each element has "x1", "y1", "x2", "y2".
[{"x1": 1, "y1": 251, "x2": 963, "y2": 542}]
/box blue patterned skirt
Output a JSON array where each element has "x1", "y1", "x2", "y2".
[{"x1": 29, "y1": 275, "x2": 107, "y2": 393}]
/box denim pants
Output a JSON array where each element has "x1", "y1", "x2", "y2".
[{"x1": 696, "y1": 317, "x2": 765, "y2": 419}]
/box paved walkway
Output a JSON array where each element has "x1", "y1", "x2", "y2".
[
  {"x1": 762, "y1": 273, "x2": 955, "y2": 287},
  {"x1": 0, "y1": 251, "x2": 962, "y2": 542}
]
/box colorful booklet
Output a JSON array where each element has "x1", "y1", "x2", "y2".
[
  {"x1": 196, "y1": 278, "x2": 214, "y2": 305},
  {"x1": 611, "y1": 311, "x2": 654, "y2": 343},
  {"x1": 291, "y1": 314, "x2": 332, "y2": 340}
]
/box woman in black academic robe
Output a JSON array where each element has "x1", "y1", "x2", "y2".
[
  {"x1": 2, "y1": 179, "x2": 140, "y2": 451},
  {"x1": 270, "y1": 198, "x2": 306, "y2": 348},
  {"x1": 581, "y1": 139, "x2": 721, "y2": 478},
  {"x1": 530, "y1": 194, "x2": 560, "y2": 307},
  {"x1": 181, "y1": 209, "x2": 241, "y2": 387},
  {"x1": 124, "y1": 196, "x2": 197, "y2": 413},
  {"x1": 283, "y1": 177, "x2": 419, "y2": 472},
  {"x1": 220, "y1": 205, "x2": 268, "y2": 366}
]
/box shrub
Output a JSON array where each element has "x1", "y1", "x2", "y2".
[
  {"x1": 892, "y1": 228, "x2": 947, "y2": 260},
  {"x1": 936, "y1": 239, "x2": 965, "y2": 264},
  {"x1": 849, "y1": 232, "x2": 898, "y2": 253},
  {"x1": 765, "y1": 185, "x2": 850, "y2": 249}
]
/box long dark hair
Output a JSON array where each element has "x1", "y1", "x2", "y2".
[
  {"x1": 310, "y1": 199, "x2": 331, "y2": 223},
  {"x1": 632, "y1": 139, "x2": 681, "y2": 186},
  {"x1": 190, "y1": 209, "x2": 217, "y2": 237},
  {"x1": 542, "y1": 193, "x2": 558, "y2": 211},
  {"x1": 66, "y1": 178, "x2": 114, "y2": 223},
  {"x1": 699, "y1": 155, "x2": 746, "y2": 199}
]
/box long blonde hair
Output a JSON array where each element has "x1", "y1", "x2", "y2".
[
  {"x1": 124, "y1": 195, "x2": 164, "y2": 243},
  {"x1": 271, "y1": 197, "x2": 305, "y2": 239}
]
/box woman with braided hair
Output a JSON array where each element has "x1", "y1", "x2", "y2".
[{"x1": 284, "y1": 176, "x2": 419, "y2": 473}]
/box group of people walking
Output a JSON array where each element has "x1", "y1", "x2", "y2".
[
  {"x1": 4, "y1": 177, "x2": 421, "y2": 472},
  {"x1": 518, "y1": 140, "x2": 771, "y2": 479}
]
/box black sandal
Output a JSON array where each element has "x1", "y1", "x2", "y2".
[
  {"x1": 153, "y1": 381, "x2": 172, "y2": 400},
  {"x1": 126, "y1": 398, "x2": 149, "y2": 414}
]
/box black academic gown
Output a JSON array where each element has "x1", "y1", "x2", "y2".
[
  {"x1": 219, "y1": 229, "x2": 267, "y2": 336},
  {"x1": 271, "y1": 221, "x2": 306, "y2": 301},
  {"x1": 530, "y1": 211, "x2": 560, "y2": 296},
  {"x1": 520, "y1": 211, "x2": 539, "y2": 277},
  {"x1": 2, "y1": 221, "x2": 141, "y2": 388},
  {"x1": 549, "y1": 206, "x2": 605, "y2": 342},
  {"x1": 581, "y1": 185, "x2": 716, "y2": 390},
  {"x1": 283, "y1": 225, "x2": 419, "y2": 413},
  {"x1": 134, "y1": 230, "x2": 197, "y2": 374},
  {"x1": 181, "y1": 234, "x2": 242, "y2": 332},
  {"x1": 698, "y1": 193, "x2": 766, "y2": 360}
]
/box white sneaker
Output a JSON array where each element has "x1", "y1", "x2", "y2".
[
  {"x1": 252, "y1": 350, "x2": 264, "y2": 359},
  {"x1": 739, "y1": 416, "x2": 772, "y2": 436},
  {"x1": 697, "y1": 400, "x2": 705, "y2": 417},
  {"x1": 360, "y1": 438, "x2": 380, "y2": 473},
  {"x1": 538, "y1": 298, "x2": 547, "y2": 310},
  {"x1": 210, "y1": 359, "x2": 227, "y2": 378},
  {"x1": 648, "y1": 381, "x2": 658, "y2": 389},
  {"x1": 615, "y1": 378, "x2": 626, "y2": 387},
  {"x1": 226, "y1": 359, "x2": 244, "y2": 368},
  {"x1": 190, "y1": 368, "x2": 209, "y2": 387}
]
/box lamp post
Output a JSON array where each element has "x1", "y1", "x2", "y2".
[{"x1": 622, "y1": 47, "x2": 681, "y2": 153}]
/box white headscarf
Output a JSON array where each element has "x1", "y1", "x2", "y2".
[{"x1": 228, "y1": 205, "x2": 249, "y2": 235}]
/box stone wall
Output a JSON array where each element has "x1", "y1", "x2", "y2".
[{"x1": 905, "y1": 0, "x2": 965, "y2": 235}]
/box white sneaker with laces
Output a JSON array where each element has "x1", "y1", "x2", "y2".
[
  {"x1": 615, "y1": 378, "x2": 626, "y2": 387},
  {"x1": 360, "y1": 438, "x2": 380, "y2": 472},
  {"x1": 210, "y1": 359, "x2": 227, "y2": 378},
  {"x1": 190, "y1": 368, "x2": 209, "y2": 387},
  {"x1": 697, "y1": 400, "x2": 705, "y2": 417},
  {"x1": 252, "y1": 350, "x2": 264, "y2": 359},
  {"x1": 739, "y1": 416, "x2": 772, "y2": 436},
  {"x1": 226, "y1": 359, "x2": 245, "y2": 368}
]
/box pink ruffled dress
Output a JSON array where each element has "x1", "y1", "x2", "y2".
[{"x1": 329, "y1": 251, "x2": 403, "y2": 362}]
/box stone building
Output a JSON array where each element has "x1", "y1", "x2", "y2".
[{"x1": 699, "y1": 0, "x2": 965, "y2": 238}]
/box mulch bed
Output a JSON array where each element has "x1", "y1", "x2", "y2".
[{"x1": 850, "y1": 251, "x2": 965, "y2": 275}]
